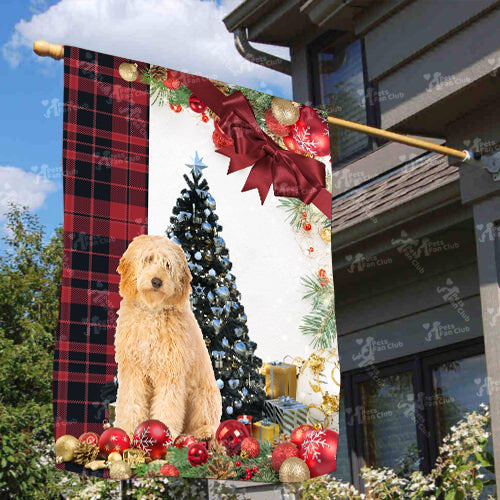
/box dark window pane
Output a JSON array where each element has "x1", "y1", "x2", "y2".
[
  {"x1": 359, "y1": 371, "x2": 420, "y2": 474},
  {"x1": 317, "y1": 39, "x2": 369, "y2": 163},
  {"x1": 431, "y1": 354, "x2": 488, "y2": 442}
]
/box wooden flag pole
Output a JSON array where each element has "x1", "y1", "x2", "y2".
[{"x1": 32, "y1": 40, "x2": 471, "y2": 162}]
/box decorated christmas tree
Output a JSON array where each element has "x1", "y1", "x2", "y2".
[{"x1": 166, "y1": 152, "x2": 266, "y2": 418}]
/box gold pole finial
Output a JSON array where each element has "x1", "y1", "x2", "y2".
[{"x1": 33, "y1": 40, "x2": 64, "y2": 60}]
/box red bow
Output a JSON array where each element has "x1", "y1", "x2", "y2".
[{"x1": 169, "y1": 71, "x2": 332, "y2": 219}]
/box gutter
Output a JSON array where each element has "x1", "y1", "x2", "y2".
[{"x1": 234, "y1": 28, "x2": 291, "y2": 75}]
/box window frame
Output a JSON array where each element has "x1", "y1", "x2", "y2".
[
  {"x1": 308, "y1": 31, "x2": 382, "y2": 168},
  {"x1": 340, "y1": 337, "x2": 486, "y2": 491}
]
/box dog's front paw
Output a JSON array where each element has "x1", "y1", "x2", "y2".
[{"x1": 191, "y1": 425, "x2": 216, "y2": 441}]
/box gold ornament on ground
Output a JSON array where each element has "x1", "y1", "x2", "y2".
[
  {"x1": 271, "y1": 97, "x2": 300, "y2": 126},
  {"x1": 279, "y1": 457, "x2": 311, "y2": 482},
  {"x1": 320, "y1": 227, "x2": 332, "y2": 242},
  {"x1": 119, "y1": 62, "x2": 139, "y2": 82},
  {"x1": 109, "y1": 460, "x2": 132, "y2": 479},
  {"x1": 107, "y1": 451, "x2": 122, "y2": 463},
  {"x1": 85, "y1": 460, "x2": 107, "y2": 471},
  {"x1": 55, "y1": 435, "x2": 80, "y2": 462},
  {"x1": 73, "y1": 442, "x2": 99, "y2": 465},
  {"x1": 123, "y1": 448, "x2": 146, "y2": 467},
  {"x1": 149, "y1": 65, "x2": 168, "y2": 82}
]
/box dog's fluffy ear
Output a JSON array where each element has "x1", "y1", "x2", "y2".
[
  {"x1": 117, "y1": 242, "x2": 138, "y2": 300},
  {"x1": 171, "y1": 243, "x2": 192, "y2": 304}
]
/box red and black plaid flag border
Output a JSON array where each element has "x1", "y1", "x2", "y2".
[{"x1": 54, "y1": 47, "x2": 149, "y2": 472}]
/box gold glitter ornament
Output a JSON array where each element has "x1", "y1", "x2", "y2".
[
  {"x1": 109, "y1": 460, "x2": 132, "y2": 479},
  {"x1": 55, "y1": 435, "x2": 79, "y2": 462},
  {"x1": 279, "y1": 457, "x2": 311, "y2": 482},
  {"x1": 119, "y1": 62, "x2": 138, "y2": 82},
  {"x1": 320, "y1": 227, "x2": 331, "y2": 243},
  {"x1": 107, "y1": 451, "x2": 122, "y2": 463},
  {"x1": 271, "y1": 97, "x2": 300, "y2": 126},
  {"x1": 85, "y1": 460, "x2": 107, "y2": 471}
]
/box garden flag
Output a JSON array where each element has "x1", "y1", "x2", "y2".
[{"x1": 54, "y1": 46, "x2": 339, "y2": 481}]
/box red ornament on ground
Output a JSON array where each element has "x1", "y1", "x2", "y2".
[
  {"x1": 133, "y1": 419, "x2": 173, "y2": 460},
  {"x1": 300, "y1": 429, "x2": 339, "y2": 478},
  {"x1": 160, "y1": 464, "x2": 180, "y2": 477},
  {"x1": 215, "y1": 419, "x2": 250, "y2": 457},
  {"x1": 188, "y1": 94, "x2": 207, "y2": 114},
  {"x1": 291, "y1": 106, "x2": 330, "y2": 157},
  {"x1": 79, "y1": 431, "x2": 100, "y2": 446},
  {"x1": 173, "y1": 434, "x2": 198, "y2": 449},
  {"x1": 241, "y1": 437, "x2": 260, "y2": 458},
  {"x1": 164, "y1": 73, "x2": 181, "y2": 90},
  {"x1": 98, "y1": 427, "x2": 131, "y2": 458},
  {"x1": 187, "y1": 442, "x2": 209, "y2": 466},
  {"x1": 271, "y1": 443, "x2": 299, "y2": 472},
  {"x1": 290, "y1": 424, "x2": 314, "y2": 448},
  {"x1": 264, "y1": 108, "x2": 291, "y2": 136}
]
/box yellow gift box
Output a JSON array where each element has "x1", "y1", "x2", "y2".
[
  {"x1": 252, "y1": 419, "x2": 279, "y2": 441},
  {"x1": 263, "y1": 362, "x2": 297, "y2": 399}
]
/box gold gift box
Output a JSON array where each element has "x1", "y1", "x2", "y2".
[
  {"x1": 263, "y1": 362, "x2": 297, "y2": 399},
  {"x1": 252, "y1": 419, "x2": 279, "y2": 441},
  {"x1": 108, "y1": 402, "x2": 116, "y2": 422}
]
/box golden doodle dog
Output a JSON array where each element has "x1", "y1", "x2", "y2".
[{"x1": 113, "y1": 234, "x2": 222, "y2": 439}]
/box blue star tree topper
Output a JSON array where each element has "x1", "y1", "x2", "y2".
[{"x1": 186, "y1": 151, "x2": 207, "y2": 178}]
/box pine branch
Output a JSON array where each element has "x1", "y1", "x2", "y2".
[
  {"x1": 300, "y1": 302, "x2": 336, "y2": 349},
  {"x1": 277, "y1": 198, "x2": 309, "y2": 229},
  {"x1": 301, "y1": 274, "x2": 334, "y2": 309}
]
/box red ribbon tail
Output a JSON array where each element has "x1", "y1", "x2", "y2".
[
  {"x1": 311, "y1": 188, "x2": 332, "y2": 219},
  {"x1": 242, "y1": 159, "x2": 273, "y2": 205}
]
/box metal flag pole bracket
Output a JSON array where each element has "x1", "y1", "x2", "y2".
[{"x1": 32, "y1": 40, "x2": 497, "y2": 181}]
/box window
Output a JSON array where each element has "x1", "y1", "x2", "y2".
[
  {"x1": 339, "y1": 340, "x2": 489, "y2": 490},
  {"x1": 310, "y1": 34, "x2": 379, "y2": 165}
]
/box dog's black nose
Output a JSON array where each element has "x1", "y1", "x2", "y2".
[{"x1": 151, "y1": 277, "x2": 163, "y2": 289}]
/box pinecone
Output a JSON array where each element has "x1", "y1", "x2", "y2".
[
  {"x1": 145, "y1": 468, "x2": 162, "y2": 478},
  {"x1": 73, "y1": 442, "x2": 99, "y2": 465},
  {"x1": 271, "y1": 433, "x2": 291, "y2": 451},
  {"x1": 149, "y1": 65, "x2": 168, "y2": 82},
  {"x1": 206, "y1": 457, "x2": 236, "y2": 479},
  {"x1": 209, "y1": 439, "x2": 227, "y2": 459}
]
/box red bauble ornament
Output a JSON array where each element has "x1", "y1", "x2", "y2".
[
  {"x1": 290, "y1": 424, "x2": 314, "y2": 448},
  {"x1": 291, "y1": 106, "x2": 330, "y2": 157},
  {"x1": 187, "y1": 442, "x2": 209, "y2": 466},
  {"x1": 241, "y1": 437, "x2": 260, "y2": 458},
  {"x1": 133, "y1": 419, "x2": 173, "y2": 460},
  {"x1": 188, "y1": 94, "x2": 207, "y2": 114},
  {"x1": 271, "y1": 443, "x2": 299, "y2": 472},
  {"x1": 79, "y1": 431, "x2": 100, "y2": 446},
  {"x1": 160, "y1": 464, "x2": 180, "y2": 477},
  {"x1": 303, "y1": 222, "x2": 312, "y2": 231},
  {"x1": 98, "y1": 427, "x2": 131, "y2": 458},
  {"x1": 300, "y1": 429, "x2": 339, "y2": 478},
  {"x1": 215, "y1": 419, "x2": 250, "y2": 457},
  {"x1": 173, "y1": 434, "x2": 198, "y2": 449},
  {"x1": 164, "y1": 73, "x2": 181, "y2": 90},
  {"x1": 283, "y1": 134, "x2": 300, "y2": 153},
  {"x1": 212, "y1": 119, "x2": 234, "y2": 149},
  {"x1": 264, "y1": 108, "x2": 291, "y2": 137}
]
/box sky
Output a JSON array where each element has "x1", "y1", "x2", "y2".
[{"x1": 0, "y1": 0, "x2": 291, "y2": 242}]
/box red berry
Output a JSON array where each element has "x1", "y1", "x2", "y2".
[
  {"x1": 301, "y1": 212, "x2": 307, "y2": 219},
  {"x1": 325, "y1": 277, "x2": 330, "y2": 282},
  {"x1": 252, "y1": 466, "x2": 258, "y2": 473},
  {"x1": 309, "y1": 247, "x2": 314, "y2": 252},
  {"x1": 244, "y1": 468, "x2": 250, "y2": 473},
  {"x1": 320, "y1": 281, "x2": 325, "y2": 287},
  {"x1": 318, "y1": 269, "x2": 327, "y2": 278},
  {"x1": 201, "y1": 114, "x2": 209, "y2": 123},
  {"x1": 303, "y1": 222, "x2": 312, "y2": 231},
  {"x1": 235, "y1": 460, "x2": 241, "y2": 467},
  {"x1": 239, "y1": 478, "x2": 244, "y2": 481}
]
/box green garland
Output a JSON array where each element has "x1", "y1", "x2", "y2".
[{"x1": 133, "y1": 441, "x2": 278, "y2": 482}]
